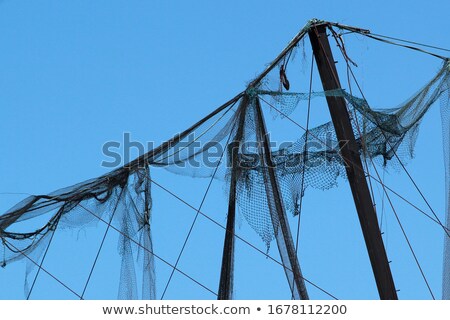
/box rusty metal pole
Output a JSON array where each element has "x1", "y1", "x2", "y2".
[
  {"x1": 217, "y1": 96, "x2": 248, "y2": 300},
  {"x1": 254, "y1": 98, "x2": 309, "y2": 300}
]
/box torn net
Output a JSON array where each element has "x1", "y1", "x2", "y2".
[{"x1": 1, "y1": 25, "x2": 450, "y2": 299}]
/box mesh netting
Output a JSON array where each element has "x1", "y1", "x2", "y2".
[
  {"x1": 1, "y1": 165, "x2": 156, "y2": 299},
  {"x1": 1, "y1": 21, "x2": 450, "y2": 299}
]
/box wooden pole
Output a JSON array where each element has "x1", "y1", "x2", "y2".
[
  {"x1": 308, "y1": 23, "x2": 398, "y2": 299},
  {"x1": 254, "y1": 98, "x2": 309, "y2": 300},
  {"x1": 217, "y1": 96, "x2": 248, "y2": 300}
]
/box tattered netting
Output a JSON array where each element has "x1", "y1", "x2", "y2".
[
  {"x1": 1, "y1": 21, "x2": 450, "y2": 299},
  {"x1": 1, "y1": 166, "x2": 156, "y2": 299}
]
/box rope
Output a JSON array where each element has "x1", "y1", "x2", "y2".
[
  {"x1": 258, "y1": 96, "x2": 450, "y2": 233},
  {"x1": 370, "y1": 32, "x2": 450, "y2": 53},
  {"x1": 262, "y1": 83, "x2": 437, "y2": 299},
  {"x1": 328, "y1": 21, "x2": 448, "y2": 61},
  {"x1": 153, "y1": 101, "x2": 237, "y2": 164},
  {"x1": 160, "y1": 103, "x2": 238, "y2": 299},
  {"x1": 4, "y1": 239, "x2": 82, "y2": 299},
  {"x1": 290, "y1": 53, "x2": 314, "y2": 300},
  {"x1": 380, "y1": 169, "x2": 387, "y2": 231},
  {"x1": 335, "y1": 30, "x2": 378, "y2": 210},
  {"x1": 293, "y1": 54, "x2": 314, "y2": 272},
  {"x1": 344, "y1": 58, "x2": 450, "y2": 240},
  {"x1": 332, "y1": 37, "x2": 436, "y2": 298},
  {"x1": 80, "y1": 187, "x2": 125, "y2": 299},
  {"x1": 148, "y1": 178, "x2": 339, "y2": 300},
  {"x1": 369, "y1": 149, "x2": 436, "y2": 299},
  {"x1": 77, "y1": 202, "x2": 218, "y2": 297},
  {"x1": 26, "y1": 215, "x2": 61, "y2": 299}
]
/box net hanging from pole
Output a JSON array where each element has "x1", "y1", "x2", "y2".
[{"x1": 1, "y1": 20, "x2": 450, "y2": 299}]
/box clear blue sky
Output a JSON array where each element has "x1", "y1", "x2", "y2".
[{"x1": 1, "y1": 0, "x2": 449, "y2": 299}]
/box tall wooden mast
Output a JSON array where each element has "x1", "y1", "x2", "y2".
[
  {"x1": 217, "y1": 96, "x2": 249, "y2": 300},
  {"x1": 308, "y1": 22, "x2": 398, "y2": 300}
]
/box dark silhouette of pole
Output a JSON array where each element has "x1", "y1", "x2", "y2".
[
  {"x1": 217, "y1": 96, "x2": 248, "y2": 300},
  {"x1": 308, "y1": 23, "x2": 398, "y2": 300},
  {"x1": 254, "y1": 98, "x2": 309, "y2": 300}
]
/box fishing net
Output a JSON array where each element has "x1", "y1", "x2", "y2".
[{"x1": 1, "y1": 21, "x2": 450, "y2": 299}]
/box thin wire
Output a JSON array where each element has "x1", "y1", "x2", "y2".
[
  {"x1": 337, "y1": 33, "x2": 378, "y2": 208},
  {"x1": 363, "y1": 34, "x2": 447, "y2": 60},
  {"x1": 332, "y1": 37, "x2": 381, "y2": 234},
  {"x1": 345, "y1": 60, "x2": 450, "y2": 240},
  {"x1": 370, "y1": 32, "x2": 450, "y2": 53},
  {"x1": 80, "y1": 187, "x2": 125, "y2": 299},
  {"x1": 148, "y1": 178, "x2": 339, "y2": 300},
  {"x1": 258, "y1": 95, "x2": 450, "y2": 233},
  {"x1": 380, "y1": 169, "x2": 386, "y2": 230},
  {"x1": 291, "y1": 54, "x2": 314, "y2": 301},
  {"x1": 77, "y1": 202, "x2": 218, "y2": 297},
  {"x1": 329, "y1": 22, "x2": 448, "y2": 60},
  {"x1": 347, "y1": 70, "x2": 378, "y2": 207},
  {"x1": 26, "y1": 216, "x2": 60, "y2": 299},
  {"x1": 294, "y1": 55, "x2": 314, "y2": 255},
  {"x1": 1, "y1": 140, "x2": 338, "y2": 298},
  {"x1": 4, "y1": 239, "x2": 82, "y2": 299},
  {"x1": 1, "y1": 124, "x2": 338, "y2": 299},
  {"x1": 0, "y1": 192, "x2": 33, "y2": 195},
  {"x1": 154, "y1": 102, "x2": 237, "y2": 164},
  {"x1": 7, "y1": 20, "x2": 447, "y2": 301},
  {"x1": 284, "y1": 45, "x2": 295, "y2": 70},
  {"x1": 127, "y1": 92, "x2": 243, "y2": 169},
  {"x1": 377, "y1": 169, "x2": 388, "y2": 250},
  {"x1": 335, "y1": 42, "x2": 436, "y2": 298},
  {"x1": 4, "y1": 21, "x2": 446, "y2": 300},
  {"x1": 160, "y1": 105, "x2": 238, "y2": 300},
  {"x1": 368, "y1": 154, "x2": 436, "y2": 299}
]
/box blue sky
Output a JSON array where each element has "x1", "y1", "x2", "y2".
[{"x1": 1, "y1": 0, "x2": 450, "y2": 299}]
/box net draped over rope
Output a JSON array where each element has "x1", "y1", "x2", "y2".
[{"x1": 1, "y1": 20, "x2": 450, "y2": 299}]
